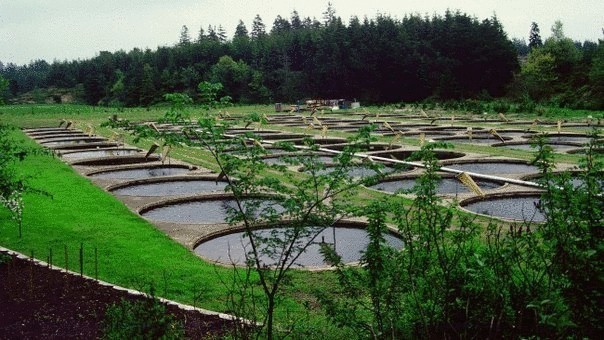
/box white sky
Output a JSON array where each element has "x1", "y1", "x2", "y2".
[{"x1": 1, "y1": 0, "x2": 602, "y2": 66}]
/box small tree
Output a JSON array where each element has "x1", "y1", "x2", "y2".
[
  {"x1": 178, "y1": 25, "x2": 191, "y2": 46},
  {"x1": 532, "y1": 131, "x2": 604, "y2": 336},
  {"x1": 0, "y1": 124, "x2": 48, "y2": 237},
  {"x1": 521, "y1": 49, "x2": 558, "y2": 100},
  {"x1": 251, "y1": 14, "x2": 266, "y2": 40},
  {"x1": 0, "y1": 74, "x2": 9, "y2": 105},
  {"x1": 197, "y1": 81, "x2": 227, "y2": 110},
  {"x1": 103, "y1": 285, "x2": 184, "y2": 339},
  {"x1": 0, "y1": 124, "x2": 27, "y2": 237},
  {"x1": 0, "y1": 191, "x2": 23, "y2": 238},
  {"x1": 528, "y1": 22, "x2": 543, "y2": 50}
]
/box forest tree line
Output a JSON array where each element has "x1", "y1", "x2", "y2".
[{"x1": 1, "y1": 7, "x2": 603, "y2": 109}]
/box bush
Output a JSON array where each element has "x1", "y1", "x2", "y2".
[
  {"x1": 102, "y1": 292, "x2": 184, "y2": 340},
  {"x1": 491, "y1": 99, "x2": 512, "y2": 113},
  {"x1": 515, "y1": 96, "x2": 537, "y2": 113}
]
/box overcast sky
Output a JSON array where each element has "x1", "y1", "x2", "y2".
[{"x1": 1, "y1": 0, "x2": 602, "y2": 66}]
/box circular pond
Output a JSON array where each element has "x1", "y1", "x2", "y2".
[
  {"x1": 223, "y1": 128, "x2": 260, "y2": 134},
  {"x1": 89, "y1": 165, "x2": 193, "y2": 179},
  {"x1": 494, "y1": 143, "x2": 580, "y2": 153},
  {"x1": 460, "y1": 193, "x2": 545, "y2": 222},
  {"x1": 290, "y1": 137, "x2": 348, "y2": 146},
  {"x1": 522, "y1": 172, "x2": 604, "y2": 189},
  {"x1": 60, "y1": 148, "x2": 141, "y2": 160},
  {"x1": 140, "y1": 197, "x2": 283, "y2": 224},
  {"x1": 258, "y1": 133, "x2": 307, "y2": 141},
  {"x1": 72, "y1": 154, "x2": 160, "y2": 166},
  {"x1": 40, "y1": 137, "x2": 107, "y2": 146},
  {"x1": 32, "y1": 132, "x2": 88, "y2": 140},
  {"x1": 322, "y1": 143, "x2": 400, "y2": 153},
  {"x1": 27, "y1": 128, "x2": 82, "y2": 135},
  {"x1": 194, "y1": 225, "x2": 403, "y2": 267},
  {"x1": 370, "y1": 176, "x2": 502, "y2": 194},
  {"x1": 541, "y1": 134, "x2": 596, "y2": 144},
  {"x1": 24, "y1": 127, "x2": 70, "y2": 133},
  {"x1": 371, "y1": 127, "x2": 409, "y2": 135},
  {"x1": 401, "y1": 131, "x2": 457, "y2": 139},
  {"x1": 370, "y1": 149, "x2": 466, "y2": 161},
  {"x1": 110, "y1": 178, "x2": 227, "y2": 196},
  {"x1": 50, "y1": 142, "x2": 119, "y2": 150},
  {"x1": 261, "y1": 146, "x2": 295, "y2": 155},
  {"x1": 421, "y1": 126, "x2": 484, "y2": 132},
  {"x1": 398, "y1": 123, "x2": 433, "y2": 128},
  {"x1": 313, "y1": 164, "x2": 399, "y2": 178},
  {"x1": 319, "y1": 125, "x2": 359, "y2": 132},
  {"x1": 434, "y1": 136, "x2": 512, "y2": 144},
  {"x1": 564, "y1": 124, "x2": 604, "y2": 132},
  {"x1": 432, "y1": 117, "x2": 473, "y2": 122},
  {"x1": 443, "y1": 161, "x2": 539, "y2": 175}
]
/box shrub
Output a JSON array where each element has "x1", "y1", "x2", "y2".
[
  {"x1": 491, "y1": 99, "x2": 512, "y2": 113},
  {"x1": 102, "y1": 291, "x2": 184, "y2": 340}
]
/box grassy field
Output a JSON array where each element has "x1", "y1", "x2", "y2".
[{"x1": 1, "y1": 103, "x2": 601, "y2": 336}]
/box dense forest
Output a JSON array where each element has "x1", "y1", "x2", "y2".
[{"x1": 1, "y1": 6, "x2": 603, "y2": 109}]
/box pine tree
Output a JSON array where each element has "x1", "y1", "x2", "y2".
[
  {"x1": 196, "y1": 26, "x2": 206, "y2": 43},
  {"x1": 272, "y1": 15, "x2": 291, "y2": 34},
  {"x1": 290, "y1": 10, "x2": 302, "y2": 30},
  {"x1": 0, "y1": 74, "x2": 9, "y2": 105},
  {"x1": 232, "y1": 20, "x2": 251, "y2": 62},
  {"x1": 251, "y1": 14, "x2": 266, "y2": 39},
  {"x1": 140, "y1": 63, "x2": 156, "y2": 106},
  {"x1": 234, "y1": 20, "x2": 248, "y2": 39},
  {"x1": 217, "y1": 25, "x2": 227, "y2": 42},
  {"x1": 179, "y1": 25, "x2": 191, "y2": 45},
  {"x1": 207, "y1": 25, "x2": 219, "y2": 42},
  {"x1": 323, "y1": 2, "x2": 336, "y2": 26},
  {"x1": 528, "y1": 22, "x2": 542, "y2": 50}
]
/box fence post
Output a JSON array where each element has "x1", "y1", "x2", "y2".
[
  {"x1": 79, "y1": 242, "x2": 83, "y2": 277},
  {"x1": 64, "y1": 245, "x2": 68, "y2": 272},
  {"x1": 94, "y1": 247, "x2": 98, "y2": 280}
]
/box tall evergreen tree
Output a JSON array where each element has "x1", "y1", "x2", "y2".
[
  {"x1": 234, "y1": 20, "x2": 248, "y2": 38},
  {"x1": 588, "y1": 42, "x2": 604, "y2": 108},
  {"x1": 290, "y1": 10, "x2": 302, "y2": 30},
  {"x1": 251, "y1": 14, "x2": 266, "y2": 39},
  {"x1": 179, "y1": 25, "x2": 191, "y2": 45},
  {"x1": 0, "y1": 74, "x2": 9, "y2": 105},
  {"x1": 271, "y1": 15, "x2": 291, "y2": 34},
  {"x1": 232, "y1": 20, "x2": 251, "y2": 61},
  {"x1": 529, "y1": 22, "x2": 543, "y2": 49},
  {"x1": 196, "y1": 26, "x2": 206, "y2": 43},
  {"x1": 323, "y1": 2, "x2": 336, "y2": 26},
  {"x1": 207, "y1": 25, "x2": 219, "y2": 42},
  {"x1": 139, "y1": 63, "x2": 156, "y2": 106},
  {"x1": 217, "y1": 25, "x2": 227, "y2": 42}
]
